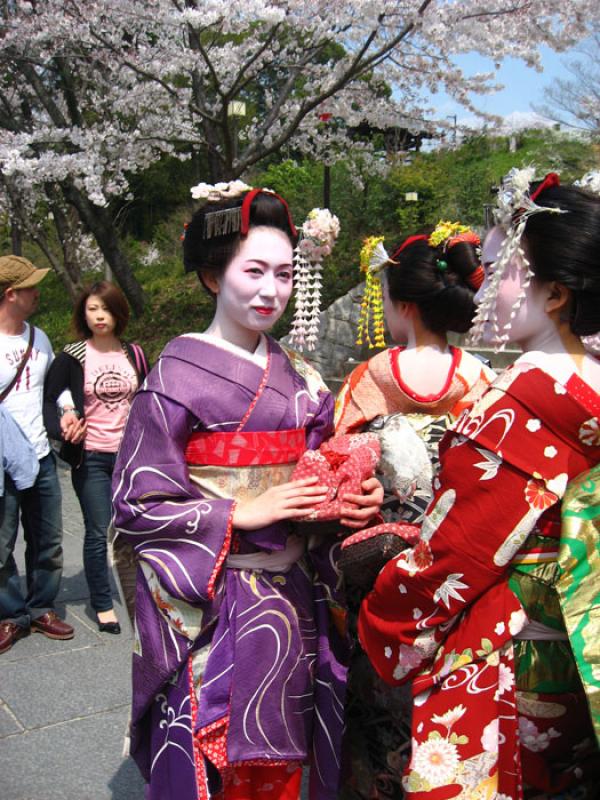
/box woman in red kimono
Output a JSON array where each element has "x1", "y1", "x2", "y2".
[
  {"x1": 335, "y1": 225, "x2": 495, "y2": 799},
  {"x1": 359, "y1": 170, "x2": 600, "y2": 799}
]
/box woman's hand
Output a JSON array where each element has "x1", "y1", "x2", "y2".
[
  {"x1": 233, "y1": 476, "x2": 329, "y2": 531},
  {"x1": 339, "y1": 476, "x2": 384, "y2": 529},
  {"x1": 60, "y1": 411, "x2": 87, "y2": 445}
]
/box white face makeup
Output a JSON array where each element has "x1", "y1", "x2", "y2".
[
  {"x1": 477, "y1": 226, "x2": 554, "y2": 351},
  {"x1": 209, "y1": 226, "x2": 294, "y2": 348}
]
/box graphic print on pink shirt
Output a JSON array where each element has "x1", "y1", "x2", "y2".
[{"x1": 83, "y1": 342, "x2": 137, "y2": 452}]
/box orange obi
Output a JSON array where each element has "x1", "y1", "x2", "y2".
[{"x1": 185, "y1": 429, "x2": 306, "y2": 467}]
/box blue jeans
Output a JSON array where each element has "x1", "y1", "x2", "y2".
[
  {"x1": 71, "y1": 451, "x2": 116, "y2": 613},
  {"x1": 0, "y1": 452, "x2": 64, "y2": 629}
]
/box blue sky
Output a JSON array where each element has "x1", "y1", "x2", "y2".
[{"x1": 436, "y1": 45, "x2": 573, "y2": 122}]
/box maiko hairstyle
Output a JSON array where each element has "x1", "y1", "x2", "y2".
[
  {"x1": 183, "y1": 191, "x2": 298, "y2": 297},
  {"x1": 522, "y1": 182, "x2": 600, "y2": 336},
  {"x1": 386, "y1": 236, "x2": 480, "y2": 334},
  {"x1": 72, "y1": 280, "x2": 130, "y2": 339}
]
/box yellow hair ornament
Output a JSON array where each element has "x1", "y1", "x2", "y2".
[
  {"x1": 356, "y1": 236, "x2": 387, "y2": 349},
  {"x1": 428, "y1": 220, "x2": 470, "y2": 250}
]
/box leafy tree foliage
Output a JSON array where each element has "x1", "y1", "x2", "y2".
[{"x1": 0, "y1": 1, "x2": 596, "y2": 310}]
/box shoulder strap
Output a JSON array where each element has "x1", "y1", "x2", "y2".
[
  {"x1": 131, "y1": 343, "x2": 149, "y2": 379},
  {"x1": 0, "y1": 324, "x2": 35, "y2": 403}
]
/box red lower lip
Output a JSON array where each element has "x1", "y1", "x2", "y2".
[
  {"x1": 96, "y1": 324, "x2": 106, "y2": 329},
  {"x1": 254, "y1": 307, "x2": 274, "y2": 316}
]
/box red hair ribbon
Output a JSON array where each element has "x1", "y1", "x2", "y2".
[
  {"x1": 240, "y1": 189, "x2": 297, "y2": 238},
  {"x1": 467, "y1": 265, "x2": 484, "y2": 290},
  {"x1": 530, "y1": 172, "x2": 560, "y2": 203},
  {"x1": 448, "y1": 231, "x2": 480, "y2": 249},
  {"x1": 391, "y1": 234, "x2": 428, "y2": 260}
]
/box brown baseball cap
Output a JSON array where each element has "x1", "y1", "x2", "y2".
[{"x1": 0, "y1": 255, "x2": 50, "y2": 292}]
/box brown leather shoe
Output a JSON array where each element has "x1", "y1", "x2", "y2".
[
  {"x1": 0, "y1": 621, "x2": 29, "y2": 654},
  {"x1": 31, "y1": 611, "x2": 74, "y2": 640}
]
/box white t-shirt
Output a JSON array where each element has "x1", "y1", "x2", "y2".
[{"x1": 0, "y1": 323, "x2": 55, "y2": 459}]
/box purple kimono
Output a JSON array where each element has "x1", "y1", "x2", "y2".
[{"x1": 112, "y1": 333, "x2": 348, "y2": 800}]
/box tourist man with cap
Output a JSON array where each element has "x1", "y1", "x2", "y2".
[{"x1": 0, "y1": 255, "x2": 78, "y2": 653}]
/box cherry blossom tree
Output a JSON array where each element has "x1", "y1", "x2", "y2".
[
  {"x1": 536, "y1": 26, "x2": 600, "y2": 134},
  {"x1": 0, "y1": 0, "x2": 596, "y2": 312}
]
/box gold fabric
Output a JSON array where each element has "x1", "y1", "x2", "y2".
[
  {"x1": 556, "y1": 464, "x2": 600, "y2": 745},
  {"x1": 188, "y1": 462, "x2": 296, "y2": 502}
]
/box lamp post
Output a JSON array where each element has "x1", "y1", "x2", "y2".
[
  {"x1": 319, "y1": 112, "x2": 332, "y2": 208},
  {"x1": 446, "y1": 114, "x2": 457, "y2": 145},
  {"x1": 227, "y1": 100, "x2": 247, "y2": 164}
]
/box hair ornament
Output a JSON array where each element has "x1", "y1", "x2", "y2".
[
  {"x1": 367, "y1": 240, "x2": 393, "y2": 274},
  {"x1": 356, "y1": 236, "x2": 388, "y2": 349},
  {"x1": 470, "y1": 168, "x2": 565, "y2": 351},
  {"x1": 468, "y1": 265, "x2": 484, "y2": 290},
  {"x1": 392, "y1": 234, "x2": 428, "y2": 259},
  {"x1": 288, "y1": 208, "x2": 340, "y2": 352},
  {"x1": 428, "y1": 221, "x2": 470, "y2": 250},
  {"x1": 189, "y1": 181, "x2": 297, "y2": 240},
  {"x1": 436, "y1": 259, "x2": 448, "y2": 272},
  {"x1": 190, "y1": 180, "x2": 251, "y2": 202},
  {"x1": 494, "y1": 167, "x2": 563, "y2": 230},
  {"x1": 575, "y1": 170, "x2": 600, "y2": 196}
]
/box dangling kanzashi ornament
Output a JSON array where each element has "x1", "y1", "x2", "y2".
[
  {"x1": 357, "y1": 236, "x2": 389, "y2": 349},
  {"x1": 289, "y1": 208, "x2": 340, "y2": 351}
]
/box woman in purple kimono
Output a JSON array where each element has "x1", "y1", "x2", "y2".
[{"x1": 112, "y1": 185, "x2": 382, "y2": 800}]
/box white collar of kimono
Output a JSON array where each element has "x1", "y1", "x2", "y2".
[{"x1": 186, "y1": 332, "x2": 268, "y2": 368}]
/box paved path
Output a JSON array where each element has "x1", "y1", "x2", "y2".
[{"x1": 0, "y1": 462, "x2": 145, "y2": 800}]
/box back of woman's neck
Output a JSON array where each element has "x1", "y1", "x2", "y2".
[{"x1": 395, "y1": 334, "x2": 454, "y2": 399}]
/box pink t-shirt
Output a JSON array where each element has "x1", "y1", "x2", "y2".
[{"x1": 83, "y1": 342, "x2": 138, "y2": 452}]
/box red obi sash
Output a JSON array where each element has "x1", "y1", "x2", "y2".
[{"x1": 185, "y1": 429, "x2": 306, "y2": 467}]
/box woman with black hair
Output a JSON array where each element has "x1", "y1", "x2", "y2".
[
  {"x1": 335, "y1": 224, "x2": 495, "y2": 798},
  {"x1": 359, "y1": 171, "x2": 600, "y2": 798},
  {"x1": 112, "y1": 184, "x2": 383, "y2": 800},
  {"x1": 337, "y1": 224, "x2": 495, "y2": 438},
  {"x1": 44, "y1": 281, "x2": 149, "y2": 635}
]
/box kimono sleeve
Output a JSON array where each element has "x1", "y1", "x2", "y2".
[
  {"x1": 358, "y1": 433, "x2": 557, "y2": 687},
  {"x1": 334, "y1": 362, "x2": 370, "y2": 434},
  {"x1": 305, "y1": 387, "x2": 335, "y2": 450},
  {"x1": 112, "y1": 387, "x2": 234, "y2": 604}
]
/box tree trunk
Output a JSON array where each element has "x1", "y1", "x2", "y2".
[
  {"x1": 10, "y1": 219, "x2": 21, "y2": 255},
  {"x1": 32, "y1": 231, "x2": 81, "y2": 301},
  {"x1": 48, "y1": 199, "x2": 85, "y2": 297},
  {"x1": 62, "y1": 182, "x2": 145, "y2": 315}
]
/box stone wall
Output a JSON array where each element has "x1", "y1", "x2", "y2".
[{"x1": 282, "y1": 282, "x2": 520, "y2": 392}]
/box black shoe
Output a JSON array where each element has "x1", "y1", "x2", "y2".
[{"x1": 97, "y1": 618, "x2": 121, "y2": 635}]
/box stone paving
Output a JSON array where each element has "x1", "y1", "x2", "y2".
[{"x1": 0, "y1": 462, "x2": 145, "y2": 800}]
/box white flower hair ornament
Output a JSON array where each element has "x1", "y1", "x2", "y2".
[
  {"x1": 289, "y1": 208, "x2": 340, "y2": 351},
  {"x1": 575, "y1": 170, "x2": 600, "y2": 196},
  {"x1": 469, "y1": 168, "x2": 566, "y2": 350},
  {"x1": 190, "y1": 180, "x2": 251, "y2": 202}
]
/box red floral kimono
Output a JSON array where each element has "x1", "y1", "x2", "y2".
[{"x1": 359, "y1": 360, "x2": 600, "y2": 799}]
